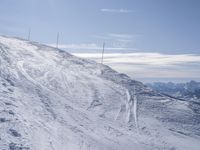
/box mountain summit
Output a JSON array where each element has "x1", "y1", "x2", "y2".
[{"x1": 0, "y1": 36, "x2": 199, "y2": 150}]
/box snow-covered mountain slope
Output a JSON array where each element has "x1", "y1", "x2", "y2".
[{"x1": 0, "y1": 35, "x2": 200, "y2": 150}]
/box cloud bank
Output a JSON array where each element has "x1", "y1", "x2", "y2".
[{"x1": 73, "y1": 53, "x2": 200, "y2": 80}]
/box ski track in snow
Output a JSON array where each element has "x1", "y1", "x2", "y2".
[
  {"x1": 125, "y1": 88, "x2": 138, "y2": 128},
  {"x1": 133, "y1": 86, "x2": 138, "y2": 128},
  {"x1": 16, "y1": 59, "x2": 143, "y2": 149}
]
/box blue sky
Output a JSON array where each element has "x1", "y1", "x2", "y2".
[{"x1": 0, "y1": 0, "x2": 200, "y2": 82}]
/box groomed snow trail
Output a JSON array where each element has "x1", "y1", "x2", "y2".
[
  {"x1": 133, "y1": 86, "x2": 138, "y2": 128},
  {"x1": 125, "y1": 88, "x2": 138, "y2": 128}
]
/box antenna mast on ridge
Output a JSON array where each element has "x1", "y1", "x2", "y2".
[
  {"x1": 101, "y1": 42, "x2": 105, "y2": 64},
  {"x1": 56, "y1": 32, "x2": 59, "y2": 49},
  {"x1": 28, "y1": 28, "x2": 31, "y2": 40}
]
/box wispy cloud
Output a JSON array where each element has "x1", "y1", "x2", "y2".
[
  {"x1": 100, "y1": 8, "x2": 133, "y2": 13},
  {"x1": 47, "y1": 43, "x2": 133, "y2": 51},
  {"x1": 73, "y1": 53, "x2": 200, "y2": 78},
  {"x1": 95, "y1": 33, "x2": 137, "y2": 41},
  {"x1": 94, "y1": 33, "x2": 140, "y2": 48},
  {"x1": 48, "y1": 43, "x2": 99, "y2": 50},
  {"x1": 48, "y1": 33, "x2": 140, "y2": 53},
  {"x1": 107, "y1": 33, "x2": 135, "y2": 39}
]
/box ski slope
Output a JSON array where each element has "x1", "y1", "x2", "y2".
[{"x1": 0, "y1": 35, "x2": 200, "y2": 150}]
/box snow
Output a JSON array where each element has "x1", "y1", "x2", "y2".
[
  {"x1": 133, "y1": 86, "x2": 138, "y2": 129},
  {"x1": 0, "y1": 35, "x2": 200, "y2": 150}
]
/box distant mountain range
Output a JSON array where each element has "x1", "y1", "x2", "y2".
[{"x1": 146, "y1": 81, "x2": 200, "y2": 102}]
